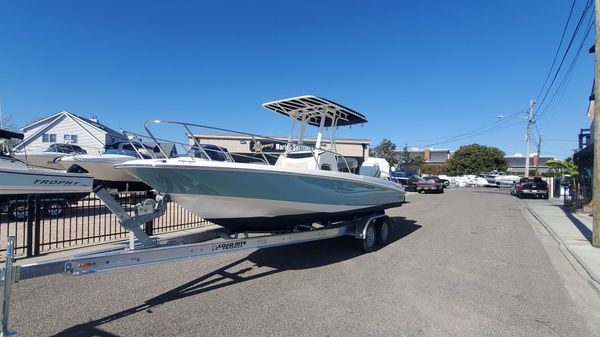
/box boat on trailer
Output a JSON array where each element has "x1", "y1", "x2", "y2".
[
  {"x1": 116, "y1": 95, "x2": 406, "y2": 232},
  {"x1": 0, "y1": 129, "x2": 92, "y2": 195}
]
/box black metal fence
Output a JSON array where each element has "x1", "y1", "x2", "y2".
[
  {"x1": 564, "y1": 177, "x2": 592, "y2": 209},
  {"x1": 1, "y1": 191, "x2": 210, "y2": 257}
]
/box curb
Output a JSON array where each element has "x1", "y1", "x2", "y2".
[{"x1": 522, "y1": 200, "x2": 600, "y2": 293}]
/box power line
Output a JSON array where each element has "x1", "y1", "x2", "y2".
[
  {"x1": 533, "y1": 19, "x2": 595, "y2": 123},
  {"x1": 421, "y1": 119, "x2": 526, "y2": 148},
  {"x1": 536, "y1": 0, "x2": 578, "y2": 101},
  {"x1": 534, "y1": 0, "x2": 594, "y2": 119},
  {"x1": 397, "y1": 109, "x2": 526, "y2": 147}
]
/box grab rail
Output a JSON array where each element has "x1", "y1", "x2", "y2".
[{"x1": 142, "y1": 120, "x2": 354, "y2": 172}]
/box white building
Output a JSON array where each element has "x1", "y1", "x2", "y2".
[{"x1": 14, "y1": 111, "x2": 127, "y2": 154}]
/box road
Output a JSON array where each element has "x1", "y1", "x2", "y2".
[{"x1": 7, "y1": 188, "x2": 600, "y2": 336}]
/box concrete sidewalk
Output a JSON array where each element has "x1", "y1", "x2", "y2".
[{"x1": 523, "y1": 197, "x2": 600, "y2": 290}]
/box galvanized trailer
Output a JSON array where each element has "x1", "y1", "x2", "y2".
[{"x1": 0, "y1": 186, "x2": 393, "y2": 336}]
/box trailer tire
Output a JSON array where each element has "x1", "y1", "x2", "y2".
[
  {"x1": 361, "y1": 222, "x2": 377, "y2": 253},
  {"x1": 376, "y1": 218, "x2": 391, "y2": 246}
]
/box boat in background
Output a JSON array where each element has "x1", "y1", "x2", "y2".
[
  {"x1": 0, "y1": 129, "x2": 93, "y2": 195},
  {"x1": 57, "y1": 141, "x2": 156, "y2": 191},
  {"x1": 13, "y1": 143, "x2": 87, "y2": 170},
  {"x1": 117, "y1": 95, "x2": 405, "y2": 233}
]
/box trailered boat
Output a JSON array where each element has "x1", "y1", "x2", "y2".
[
  {"x1": 0, "y1": 129, "x2": 93, "y2": 195},
  {"x1": 116, "y1": 96, "x2": 406, "y2": 232},
  {"x1": 13, "y1": 143, "x2": 87, "y2": 170}
]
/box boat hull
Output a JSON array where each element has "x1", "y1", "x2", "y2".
[
  {"x1": 13, "y1": 153, "x2": 65, "y2": 170},
  {"x1": 59, "y1": 155, "x2": 140, "y2": 182},
  {"x1": 118, "y1": 160, "x2": 405, "y2": 232},
  {"x1": 0, "y1": 167, "x2": 93, "y2": 195}
]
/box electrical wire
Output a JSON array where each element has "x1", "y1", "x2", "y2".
[
  {"x1": 536, "y1": 0, "x2": 578, "y2": 101},
  {"x1": 398, "y1": 109, "x2": 527, "y2": 147},
  {"x1": 533, "y1": 0, "x2": 593, "y2": 120},
  {"x1": 533, "y1": 19, "x2": 594, "y2": 123}
]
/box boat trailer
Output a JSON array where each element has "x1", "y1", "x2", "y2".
[{"x1": 0, "y1": 186, "x2": 393, "y2": 336}]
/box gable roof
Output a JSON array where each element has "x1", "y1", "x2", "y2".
[
  {"x1": 21, "y1": 111, "x2": 124, "y2": 138},
  {"x1": 15, "y1": 111, "x2": 127, "y2": 151}
]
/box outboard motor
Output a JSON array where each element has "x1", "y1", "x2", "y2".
[{"x1": 359, "y1": 159, "x2": 382, "y2": 178}]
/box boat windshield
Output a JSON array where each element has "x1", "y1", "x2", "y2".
[
  {"x1": 104, "y1": 148, "x2": 152, "y2": 159},
  {"x1": 189, "y1": 145, "x2": 233, "y2": 162}
]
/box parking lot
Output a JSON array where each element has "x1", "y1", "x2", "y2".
[{"x1": 6, "y1": 188, "x2": 600, "y2": 337}]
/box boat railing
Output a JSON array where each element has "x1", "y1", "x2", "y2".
[
  {"x1": 143, "y1": 120, "x2": 354, "y2": 172},
  {"x1": 124, "y1": 126, "x2": 267, "y2": 164}
]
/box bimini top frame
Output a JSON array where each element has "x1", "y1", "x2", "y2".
[{"x1": 262, "y1": 95, "x2": 367, "y2": 127}]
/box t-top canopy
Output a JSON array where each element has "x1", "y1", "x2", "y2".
[
  {"x1": 0, "y1": 128, "x2": 24, "y2": 140},
  {"x1": 262, "y1": 95, "x2": 367, "y2": 127}
]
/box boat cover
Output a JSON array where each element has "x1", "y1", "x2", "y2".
[
  {"x1": 262, "y1": 95, "x2": 367, "y2": 127},
  {"x1": 0, "y1": 128, "x2": 24, "y2": 140}
]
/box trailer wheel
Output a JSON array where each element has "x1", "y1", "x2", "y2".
[
  {"x1": 8, "y1": 203, "x2": 28, "y2": 221},
  {"x1": 361, "y1": 222, "x2": 377, "y2": 253},
  {"x1": 376, "y1": 218, "x2": 392, "y2": 246}
]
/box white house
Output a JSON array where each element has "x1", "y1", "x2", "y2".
[{"x1": 14, "y1": 111, "x2": 127, "y2": 154}]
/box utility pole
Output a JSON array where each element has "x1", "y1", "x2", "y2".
[
  {"x1": 535, "y1": 134, "x2": 542, "y2": 176},
  {"x1": 593, "y1": 0, "x2": 600, "y2": 247},
  {"x1": 525, "y1": 99, "x2": 534, "y2": 178}
]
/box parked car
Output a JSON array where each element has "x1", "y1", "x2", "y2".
[
  {"x1": 417, "y1": 176, "x2": 444, "y2": 194},
  {"x1": 436, "y1": 177, "x2": 450, "y2": 188},
  {"x1": 514, "y1": 177, "x2": 549, "y2": 199},
  {"x1": 391, "y1": 172, "x2": 420, "y2": 192},
  {"x1": 1, "y1": 193, "x2": 89, "y2": 221}
]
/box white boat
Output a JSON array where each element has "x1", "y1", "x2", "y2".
[
  {"x1": 116, "y1": 96, "x2": 406, "y2": 233},
  {"x1": 57, "y1": 141, "x2": 156, "y2": 190},
  {"x1": 494, "y1": 173, "x2": 521, "y2": 187},
  {"x1": 0, "y1": 129, "x2": 93, "y2": 195},
  {"x1": 13, "y1": 143, "x2": 87, "y2": 170}
]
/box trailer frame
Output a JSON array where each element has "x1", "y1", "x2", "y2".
[{"x1": 0, "y1": 187, "x2": 393, "y2": 336}]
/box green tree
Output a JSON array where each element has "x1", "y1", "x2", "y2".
[
  {"x1": 445, "y1": 144, "x2": 507, "y2": 175},
  {"x1": 422, "y1": 163, "x2": 446, "y2": 175},
  {"x1": 370, "y1": 139, "x2": 398, "y2": 166},
  {"x1": 411, "y1": 155, "x2": 424, "y2": 165},
  {"x1": 547, "y1": 158, "x2": 579, "y2": 177},
  {"x1": 399, "y1": 145, "x2": 411, "y2": 163}
]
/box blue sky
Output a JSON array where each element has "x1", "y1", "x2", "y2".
[{"x1": 0, "y1": 0, "x2": 594, "y2": 159}]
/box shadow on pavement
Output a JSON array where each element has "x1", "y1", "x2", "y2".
[
  {"x1": 49, "y1": 217, "x2": 421, "y2": 337},
  {"x1": 554, "y1": 204, "x2": 593, "y2": 243}
]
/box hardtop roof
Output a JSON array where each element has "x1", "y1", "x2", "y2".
[{"x1": 262, "y1": 95, "x2": 367, "y2": 127}]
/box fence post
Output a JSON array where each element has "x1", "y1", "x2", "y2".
[
  {"x1": 26, "y1": 195, "x2": 34, "y2": 257},
  {"x1": 33, "y1": 195, "x2": 42, "y2": 256},
  {"x1": 144, "y1": 190, "x2": 154, "y2": 236}
]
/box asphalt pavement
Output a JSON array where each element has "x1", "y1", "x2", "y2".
[{"x1": 5, "y1": 188, "x2": 600, "y2": 337}]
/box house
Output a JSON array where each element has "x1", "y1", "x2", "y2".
[
  {"x1": 397, "y1": 148, "x2": 451, "y2": 164},
  {"x1": 573, "y1": 87, "x2": 594, "y2": 178},
  {"x1": 505, "y1": 154, "x2": 555, "y2": 174},
  {"x1": 14, "y1": 111, "x2": 127, "y2": 154}
]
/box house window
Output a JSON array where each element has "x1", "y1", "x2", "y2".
[
  {"x1": 63, "y1": 134, "x2": 78, "y2": 144},
  {"x1": 42, "y1": 134, "x2": 56, "y2": 143}
]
